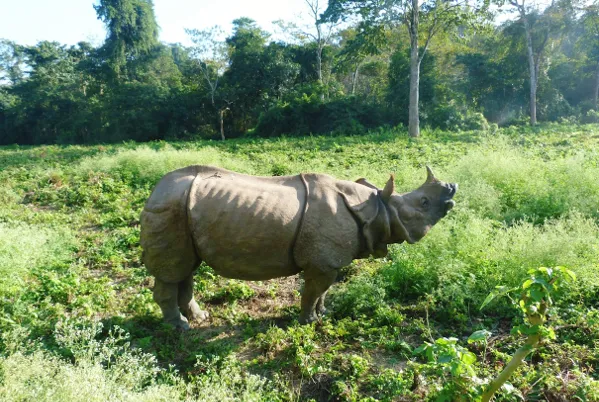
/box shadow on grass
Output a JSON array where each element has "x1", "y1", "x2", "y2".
[{"x1": 101, "y1": 312, "x2": 297, "y2": 375}]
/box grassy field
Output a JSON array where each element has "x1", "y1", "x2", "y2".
[{"x1": 1, "y1": 123, "x2": 599, "y2": 401}]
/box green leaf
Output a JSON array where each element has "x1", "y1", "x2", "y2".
[
  {"x1": 480, "y1": 286, "x2": 514, "y2": 310},
  {"x1": 461, "y1": 351, "x2": 477, "y2": 365},
  {"x1": 413, "y1": 344, "x2": 429, "y2": 355},
  {"x1": 530, "y1": 288, "x2": 544, "y2": 301},
  {"x1": 533, "y1": 277, "x2": 550, "y2": 289},
  {"x1": 519, "y1": 299, "x2": 526, "y2": 311},
  {"x1": 522, "y1": 279, "x2": 534, "y2": 289},
  {"x1": 480, "y1": 292, "x2": 496, "y2": 310},
  {"x1": 435, "y1": 337, "x2": 458, "y2": 346},
  {"x1": 468, "y1": 329, "x2": 491, "y2": 343},
  {"x1": 450, "y1": 361, "x2": 463, "y2": 376},
  {"x1": 438, "y1": 353, "x2": 454, "y2": 363},
  {"x1": 557, "y1": 267, "x2": 577, "y2": 282}
]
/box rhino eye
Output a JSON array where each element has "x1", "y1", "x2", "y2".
[{"x1": 421, "y1": 197, "x2": 430, "y2": 209}]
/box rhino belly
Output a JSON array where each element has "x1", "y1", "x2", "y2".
[{"x1": 188, "y1": 175, "x2": 304, "y2": 281}]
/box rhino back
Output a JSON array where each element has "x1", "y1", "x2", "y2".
[{"x1": 188, "y1": 172, "x2": 306, "y2": 280}]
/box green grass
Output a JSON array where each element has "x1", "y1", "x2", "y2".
[{"x1": 1, "y1": 123, "x2": 599, "y2": 400}]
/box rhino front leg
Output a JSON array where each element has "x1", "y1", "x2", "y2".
[
  {"x1": 153, "y1": 279, "x2": 190, "y2": 330},
  {"x1": 178, "y1": 274, "x2": 209, "y2": 322},
  {"x1": 299, "y1": 269, "x2": 337, "y2": 324}
]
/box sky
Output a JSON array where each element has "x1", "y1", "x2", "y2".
[{"x1": 0, "y1": 0, "x2": 313, "y2": 47}]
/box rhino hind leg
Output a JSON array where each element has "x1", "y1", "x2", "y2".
[
  {"x1": 316, "y1": 289, "x2": 329, "y2": 316},
  {"x1": 153, "y1": 279, "x2": 190, "y2": 330},
  {"x1": 178, "y1": 274, "x2": 209, "y2": 322},
  {"x1": 299, "y1": 269, "x2": 337, "y2": 324}
]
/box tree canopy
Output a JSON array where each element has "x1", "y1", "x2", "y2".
[{"x1": 0, "y1": 0, "x2": 597, "y2": 144}]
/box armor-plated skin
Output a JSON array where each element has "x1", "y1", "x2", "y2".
[{"x1": 140, "y1": 165, "x2": 457, "y2": 329}]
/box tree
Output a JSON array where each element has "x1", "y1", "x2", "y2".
[
  {"x1": 224, "y1": 18, "x2": 300, "y2": 134},
  {"x1": 325, "y1": 0, "x2": 488, "y2": 137},
  {"x1": 94, "y1": 0, "x2": 159, "y2": 79},
  {"x1": 303, "y1": 0, "x2": 340, "y2": 99},
  {"x1": 274, "y1": 0, "x2": 339, "y2": 100},
  {"x1": 580, "y1": 4, "x2": 599, "y2": 110},
  {"x1": 0, "y1": 40, "x2": 25, "y2": 86},
  {"x1": 506, "y1": 0, "x2": 574, "y2": 125},
  {"x1": 186, "y1": 26, "x2": 230, "y2": 140}
]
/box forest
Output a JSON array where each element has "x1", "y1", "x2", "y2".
[{"x1": 1, "y1": 0, "x2": 599, "y2": 144}]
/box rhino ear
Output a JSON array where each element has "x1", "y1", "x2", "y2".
[
  {"x1": 356, "y1": 178, "x2": 379, "y2": 190},
  {"x1": 426, "y1": 166, "x2": 439, "y2": 184},
  {"x1": 381, "y1": 174, "x2": 395, "y2": 202}
]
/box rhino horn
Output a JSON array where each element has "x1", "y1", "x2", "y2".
[
  {"x1": 425, "y1": 166, "x2": 439, "y2": 184},
  {"x1": 381, "y1": 174, "x2": 395, "y2": 202}
]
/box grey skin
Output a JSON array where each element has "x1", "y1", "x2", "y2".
[{"x1": 140, "y1": 165, "x2": 457, "y2": 330}]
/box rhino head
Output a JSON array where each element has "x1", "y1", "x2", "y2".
[{"x1": 356, "y1": 166, "x2": 457, "y2": 246}]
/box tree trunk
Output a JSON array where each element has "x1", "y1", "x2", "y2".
[
  {"x1": 351, "y1": 63, "x2": 360, "y2": 95},
  {"x1": 523, "y1": 13, "x2": 537, "y2": 125},
  {"x1": 408, "y1": 0, "x2": 421, "y2": 138},
  {"x1": 594, "y1": 62, "x2": 599, "y2": 110},
  {"x1": 317, "y1": 46, "x2": 325, "y2": 102},
  {"x1": 219, "y1": 109, "x2": 225, "y2": 141}
]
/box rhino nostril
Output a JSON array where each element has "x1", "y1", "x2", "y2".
[{"x1": 445, "y1": 199, "x2": 455, "y2": 211}]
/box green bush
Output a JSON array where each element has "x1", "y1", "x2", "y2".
[
  {"x1": 254, "y1": 96, "x2": 389, "y2": 137},
  {"x1": 428, "y1": 102, "x2": 490, "y2": 131}
]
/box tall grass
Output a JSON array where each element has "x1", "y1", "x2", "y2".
[
  {"x1": 0, "y1": 322, "x2": 284, "y2": 402},
  {"x1": 449, "y1": 138, "x2": 599, "y2": 223},
  {"x1": 0, "y1": 224, "x2": 75, "y2": 297},
  {"x1": 77, "y1": 146, "x2": 256, "y2": 187}
]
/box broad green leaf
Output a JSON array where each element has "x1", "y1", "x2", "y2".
[
  {"x1": 533, "y1": 277, "x2": 550, "y2": 289},
  {"x1": 557, "y1": 267, "x2": 576, "y2": 282},
  {"x1": 480, "y1": 292, "x2": 496, "y2": 310},
  {"x1": 468, "y1": 329, "x2": 491, "y2": 343},
  {"x1": 480, "y1": 286, "x2": 515, "y2": 310},
  {"x1": 461, "y1": 351, "x2": 477, "y2": 365},
  {"x1": 450, "y1": 361, "x2": 463, "y2": 376},
  {"x1": 435, "y1": 337, "x2": 458, "y2": 346},
  {"x1": 413, "y1": 344, "x2": 429, "y2": 355},
  {"x1": 530, "y1": 288, "x2": 544, "y2": 301},
  {"x1": 522, "y1": 279, "x2": 534, "y2": 289}
]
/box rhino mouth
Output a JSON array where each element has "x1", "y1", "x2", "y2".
[{"x1": 444, "y1": 183, "x2": 458, "y2": 214}]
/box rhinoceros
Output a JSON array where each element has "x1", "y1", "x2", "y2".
[{"x1": 140, "y1": 165, "x2": 457, "y2": 329}]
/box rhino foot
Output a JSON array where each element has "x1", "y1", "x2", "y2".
[
  {"x1": 184, "y1": 301, "x2": 209, "y2": 322},
  {"x1": 166, "y1": 315, "x2": 191, "y2": 331},
  {"x1": 299, "y1": 313, "x2": 319, "y2": 325}
]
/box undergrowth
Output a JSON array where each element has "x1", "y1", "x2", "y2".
[{"x1": 1, "y1": 123, "x2": 599, "y2": 400}]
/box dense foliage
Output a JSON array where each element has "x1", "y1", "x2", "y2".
[
  {"x1": 2, "y1": 1, "x2": 599, "y2": 144},
  {"x1": 1, "y1": 124, "x2": 599, "y2": 400}
]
